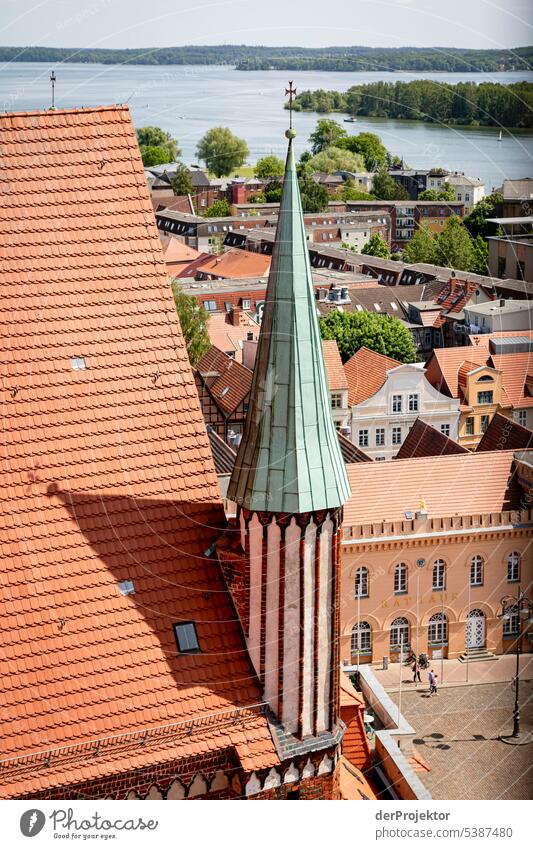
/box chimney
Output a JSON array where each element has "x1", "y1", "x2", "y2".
[
  {"x1": 230, "y1": 306, "x2": 242, "y2": 326},
  {"x1": 499, "y1": 298, "x2": 505, "y2": 307}
]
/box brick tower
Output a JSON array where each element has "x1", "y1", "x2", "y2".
[{"x1": 226, "y1": 125, "x2": 351, "y2": 745}]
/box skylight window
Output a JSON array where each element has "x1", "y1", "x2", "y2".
[
  {"x1": 220, "y1": 386, "x2": 229, "y2": 396},
  {"x1": 119, "y1": 579, "x2": 135, "y2": 596},
  {"x1": 173, "y1": 621, "x2": 200, "y2": 654},
  {"x1": 71, "y1": 356, "x2": 86, "y2": 370}
]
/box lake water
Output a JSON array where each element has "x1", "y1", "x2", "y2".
[{"x1": 1, "y1": 63, "x2": 532, "y2": 190}]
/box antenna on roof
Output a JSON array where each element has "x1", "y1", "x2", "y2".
[{"x1": 50, "y1": 71, "x2": 56, "y2": 110}]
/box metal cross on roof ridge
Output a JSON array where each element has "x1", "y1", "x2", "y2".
[
  {"x1": 50, "y1": 71, "x2": 56, "y2": 110},
  {"x1": 285, "y1": 81, "x2": 297, "y2": 130}
]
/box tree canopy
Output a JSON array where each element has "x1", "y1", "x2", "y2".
[
  {"x1": 196, "y1": 127, "x2": 249, "y2": 177},
  {"x1": 309, "y1": 119, "x2": 347, "y2": 153},
  {"x1": 172, "y1": 285, "x2": 211, "y2": 366},
  {"x1": 320, "y1": 311, "x2": 417, "y2": 364},
  {"x1": 170, "y1": 162, "x2": 193, "y2": 196},
  {"x1": 402, "y1": 225, "x2": 437, "y2": 264},
  {"x1": 463, "y1": 192, "x2": 503, "y2": 239},
  {"x1": 373, "y1": 170, "x2": 410, "y2": 200},
  {"x1": 402, "y1": 216, "x2": 487, "y2": 273},
  {"x1": 308, "y1": 146, "x2": 365, "y2": 174},
  {"x1": 255, "y1": 155, "x2": 285, "y2": 178},
  {"x1": 338, "y1": 132, "x2": 388, "y2": 171},
  {"x1": 418, "y1": 183, "x2": 455, "y2": 201},
  {"x1": 361, "y1": 233, "x2": 390, "y2": 258},
  {"x1": 297, "y1": 164, "x2": 329, "y2": 212},
  {"x1": 136, "y1": 126, "x2": 180, "y2": 166},
  {"x1": 204, "y1": 198, "x2": 232, "y2": 218}
]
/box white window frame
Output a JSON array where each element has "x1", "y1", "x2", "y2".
[
  {"x1": 375, "y1": 428, "x2": 385, "y2": 446},
  {"x1": 507, "y1": 552, "x2": 520, "y2": 583},
  {"x1": 432, "y1": 559, "x2": 446, "y2": 590},
  {"x1": 351, "y1": 621, "x2": 372, "y2": 653},
  {"x1": 392, "y1": 427, "x2": 402, "y2": 446},
  {"x1": 392, "y1": 394, "x2": 402, "y2": 414},
  {"x1": 428, "y1": 613, "x2": 448, "y2": 644},
  {"x1": 358, "y1": 429, "x2": 369, "y2": 448},
  {"x1": 470, "y1": 555, "x2": 484, "y2": 587},
  {"x1": 355, "y1": 567, "x2": 369, "y2": 599},
  {"x1": 408, "y1": 394, "x2": 419, "y2": 412},
  {"x1": 394, "y1": 563, "x2": 408, "y2": 594}
]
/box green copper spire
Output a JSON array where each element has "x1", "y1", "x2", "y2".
[{"x1": 227, "y1": 131, "x2": 351, "y2": 514}]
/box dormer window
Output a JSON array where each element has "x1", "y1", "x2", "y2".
[
  {"x1": 119, "y1": 579, "x2": 135, "y2": 596},
  {"x1": 173, "y1": 621, "x2": 200, "y2": 654},
  {"x1": 71, "y1": 356, "x2": 86, "y2": 370}
]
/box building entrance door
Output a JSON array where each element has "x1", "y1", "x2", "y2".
[{"x1": 466, "y1": 609, "x2": 485, "y2": 648}]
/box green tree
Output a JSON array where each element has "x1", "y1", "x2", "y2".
[
  {"x1": 338, "y1": 132, "x2": 388, "y2": 170},
  {"x1": 172, "y1": 285, "x2": 211, "y2": 366},
  {"x1": 264, "y1": 182, "x2": 283, "y2": 203},
  {"x1": 248, "y1": 192, "x2": 266, "y2": 203},
  {"x1": 309, "y1": 119, "x2": 347, "y2": 153},
  {"x1": 372, "y1": 170, "x2": 410, "y2": 200},
  {"x1": 170, "y1": 162, "x2": 193, "y2": 196},
  {"x1": 204, "y1": 198, "x2": 232, "y2": 218},
  {"x1": 471, "y1": 234, "x2": 490, "y2": 274},
  {"x1": 196, "y1": 127, "x2": 249, "y2": 177},
  {"x1": 319, "y1": 311, "x2": 417, "y2": 363},
  {"x1": 136, "y1": 126, "x2": 180, "y2": 166},
  {"x1": 361, "y1": 233, "x2": 390, "y2": 258},
  {"x1": 418, "y1": 183, "x2": 455, "y2": 201},
  {"x1": 342, "y1": 185, "x2": 375, "y2": 201},
  {"x1": 255, "y1": 155, "x2": 285, "y2": 178},
  {"x1": 296, "y1": 164, "x2": 330, "y2": 213},
  {"x1": 463, "y1": 192, "x2": 503, "y2": 239},
  {"x1": 141, "y1": 145, "x2": 172, "y2": 167},
  {"x1": 433, "y1": 216, "x2": 475, "y2": 270},
  {"x1": 308, "y1": 146, "x2": 365, "y2": 174},
  {"x1": 402, "y1": 224, "x2": 437, "y2": 264}
]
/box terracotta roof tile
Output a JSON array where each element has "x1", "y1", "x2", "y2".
[
  {"x1": 0, "y1": 106, "x2": 276, "y2": 797},
  {"x1": 207, "y1": 311, "x2": 260, "y2": 362},
  {"x1": 322, "y1": 340, "x2": 348, "y2": 390},
  {"x1": 477, "y1": 412, "x2": 533, "y2": 452},
  {"x1": 395, "y1": 418, "x2": 467, "y2": 459},
  {"x1": 196, "y1": 346, "x2": 252, "y2": 415},
  {"x1": 345, "y1": 450, "x2": 522, "y2": 525},
  {"x1": 196, "y1": 249, "x2": 271, "y2": 279},
  {"x1": 489, "y1": 352, "x2": 533, "y2": 408},
  {"x1": 344, "y1": 346, "x2": 401, "y2": 406}
]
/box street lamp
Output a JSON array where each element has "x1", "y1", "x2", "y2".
[{"x1": 497, "y1": 586, "x2": 533, "y2": 743}]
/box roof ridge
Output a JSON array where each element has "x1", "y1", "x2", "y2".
[{"x1": 1, "y1": 104, "x2": 130, "y2": 119}]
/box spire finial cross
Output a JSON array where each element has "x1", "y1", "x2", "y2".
[{"x1": 285, "y1": 81, "x2": 297, "y2": 131}]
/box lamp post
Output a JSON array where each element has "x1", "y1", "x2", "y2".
[{"x1": 498, "y1": 587, "x2": 533, "y2": 743}]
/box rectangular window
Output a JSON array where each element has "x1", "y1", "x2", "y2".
[
  {"x1": 480, "y1": 415, "x2": 489, "y2": 433},
  {"x1": 203, "y1": 300, "x2": 217, "y2": 311},
  {"x1": 424, "y1": 330, "x2": 432, "y2": 346},
  {"x1": 408, "y1": 394, "x2": 419, "y2": 412},
  {"x1": 173, "y1": 621, "x2": 200, "y2": 654},
  {"x1": 392, "y1": 395, "x2": 402, "y2": 414},
  {"x1": 477, "y1": 391, "x2": 493, "y2": 405},
  {"x1": 242, "y1": 299, "x2": 251, "y2": 310},
  {"x1": 71, "y1": 356, "x2": 86, "y2": 370},
  {"x1": 518, "y1": 411, "x2": 527, "y2": 427},
  {"x1": 358, "y1": 429, "x2": 369, "y2": 447},
  {"x1": 331, "y1": 393, "x2": 343, "y2": 409},
  {"x1": 465, "y1": 417, "x2": 474, "y2": 436},
  {"x1": 392, "y1": 427, "x2": 402, "y2": 445},
  {"x1": 119, "y1": 579, "x2": 135, "y2": 596},
  {"x1": 375, "y1": 428, "x2": 385, "y2": 446},
  {"x1": 440, "y1": 424, "x2": 450, "y2": 437},
  {"x1": 503, "y1": 608, "x2": 520, "y2": 637}
]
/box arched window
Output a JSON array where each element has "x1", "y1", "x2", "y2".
[
  {"x1": 502, "y1": 605, "x2": 520, "y2": 638},
  {"x1": 355, "y1": 567, "x2": 369, "y2": 598},
  {"x1": 351, "y1": 621, "x2": 372, "y2": 653},
  {"x1": 470, "y1": 555, "x2": 484, "y2": 586},
  {"x1": 394, "y1": 563, "x2": 408, "y2": 594},
  {"x1": 507, "y1": 552, "x2": 520, "y2": 583},
  {"x1": 432, "y1": 559, "x2": 446, "y2": 590},
  {"x1": 428, "y1": 612, "x2": 448, "y2": 644},
  {"x1": 390, "y1": 617, "x2": 410, "y2": 650}
]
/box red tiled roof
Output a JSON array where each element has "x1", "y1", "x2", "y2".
[
  {"x1": 322, "y1": 339, "x2": 348, "y2": 391},
  {"x1": 0, "y1": 106, "x2": 276, "y2": 797},
  {"x1": 425, "y1": 347, "x2": 488, "y2": 398},
  {"x1": 477, "y1": 412, "x2": 533, "y2": 452},
  {"x1": 395, "y1": 418, "x2": 467, "y2": 459},
  {"x1": 207, "y1": 311, "x2": 260, "y2": 362},
  {"x1": 196, "y1": 249, "x2": 271, "y2": 279},
  {"x1": 160, "y1": 234, "x2": 201, "y2": 264},
  {"x1": 196, "y1": 346, "x2": 252, "y2": 415},
  {"x1": 345, "y1": 450, "x2": 522, "y2": 525},
  {"x1": 433, "y1": 279, "x2": 482, "y2": 328},
  {"x1": 344, "y1": 346, "x2": 401, "y2": 406},
  {"x1": 489, "y1": 352, "x2": 533, "y2": 409}
]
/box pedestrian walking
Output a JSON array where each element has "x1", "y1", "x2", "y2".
[
  {"x1": 428, "y1": 668, "x2": 435, "y2": 694},
  {"x1": 432, "y1": 672, "x2": 439, "y2": 695},
  {"x1": 412, "y1": 659, "x2": 422, "y2": 683}
]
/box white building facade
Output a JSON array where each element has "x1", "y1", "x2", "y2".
[
  {"x1": 349, "y1": 363, "x2": 461, "y2": 460},
  {"x1": 446, "y1": 173, "x2": 485, "y2": 212}
]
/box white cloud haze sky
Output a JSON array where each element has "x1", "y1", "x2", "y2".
[{"x1": 0, "y1": 0, "x2": 531, "y2": 50}]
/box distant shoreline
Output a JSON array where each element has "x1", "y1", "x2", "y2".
[{"x1": 1, "y1": 44, "x2": 531, "y2": 73}]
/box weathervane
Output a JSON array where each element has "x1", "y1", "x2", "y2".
[
  {"x1": 285, "y1": 81, "x2": 297, "y2": 136},
  {"x1": 50, "y1": 71, "x2": 56, "y2": 110}
]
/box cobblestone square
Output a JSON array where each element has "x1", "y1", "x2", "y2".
[{"x1": 390, "y1": 681, "x2": 533, "y2": 799}]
